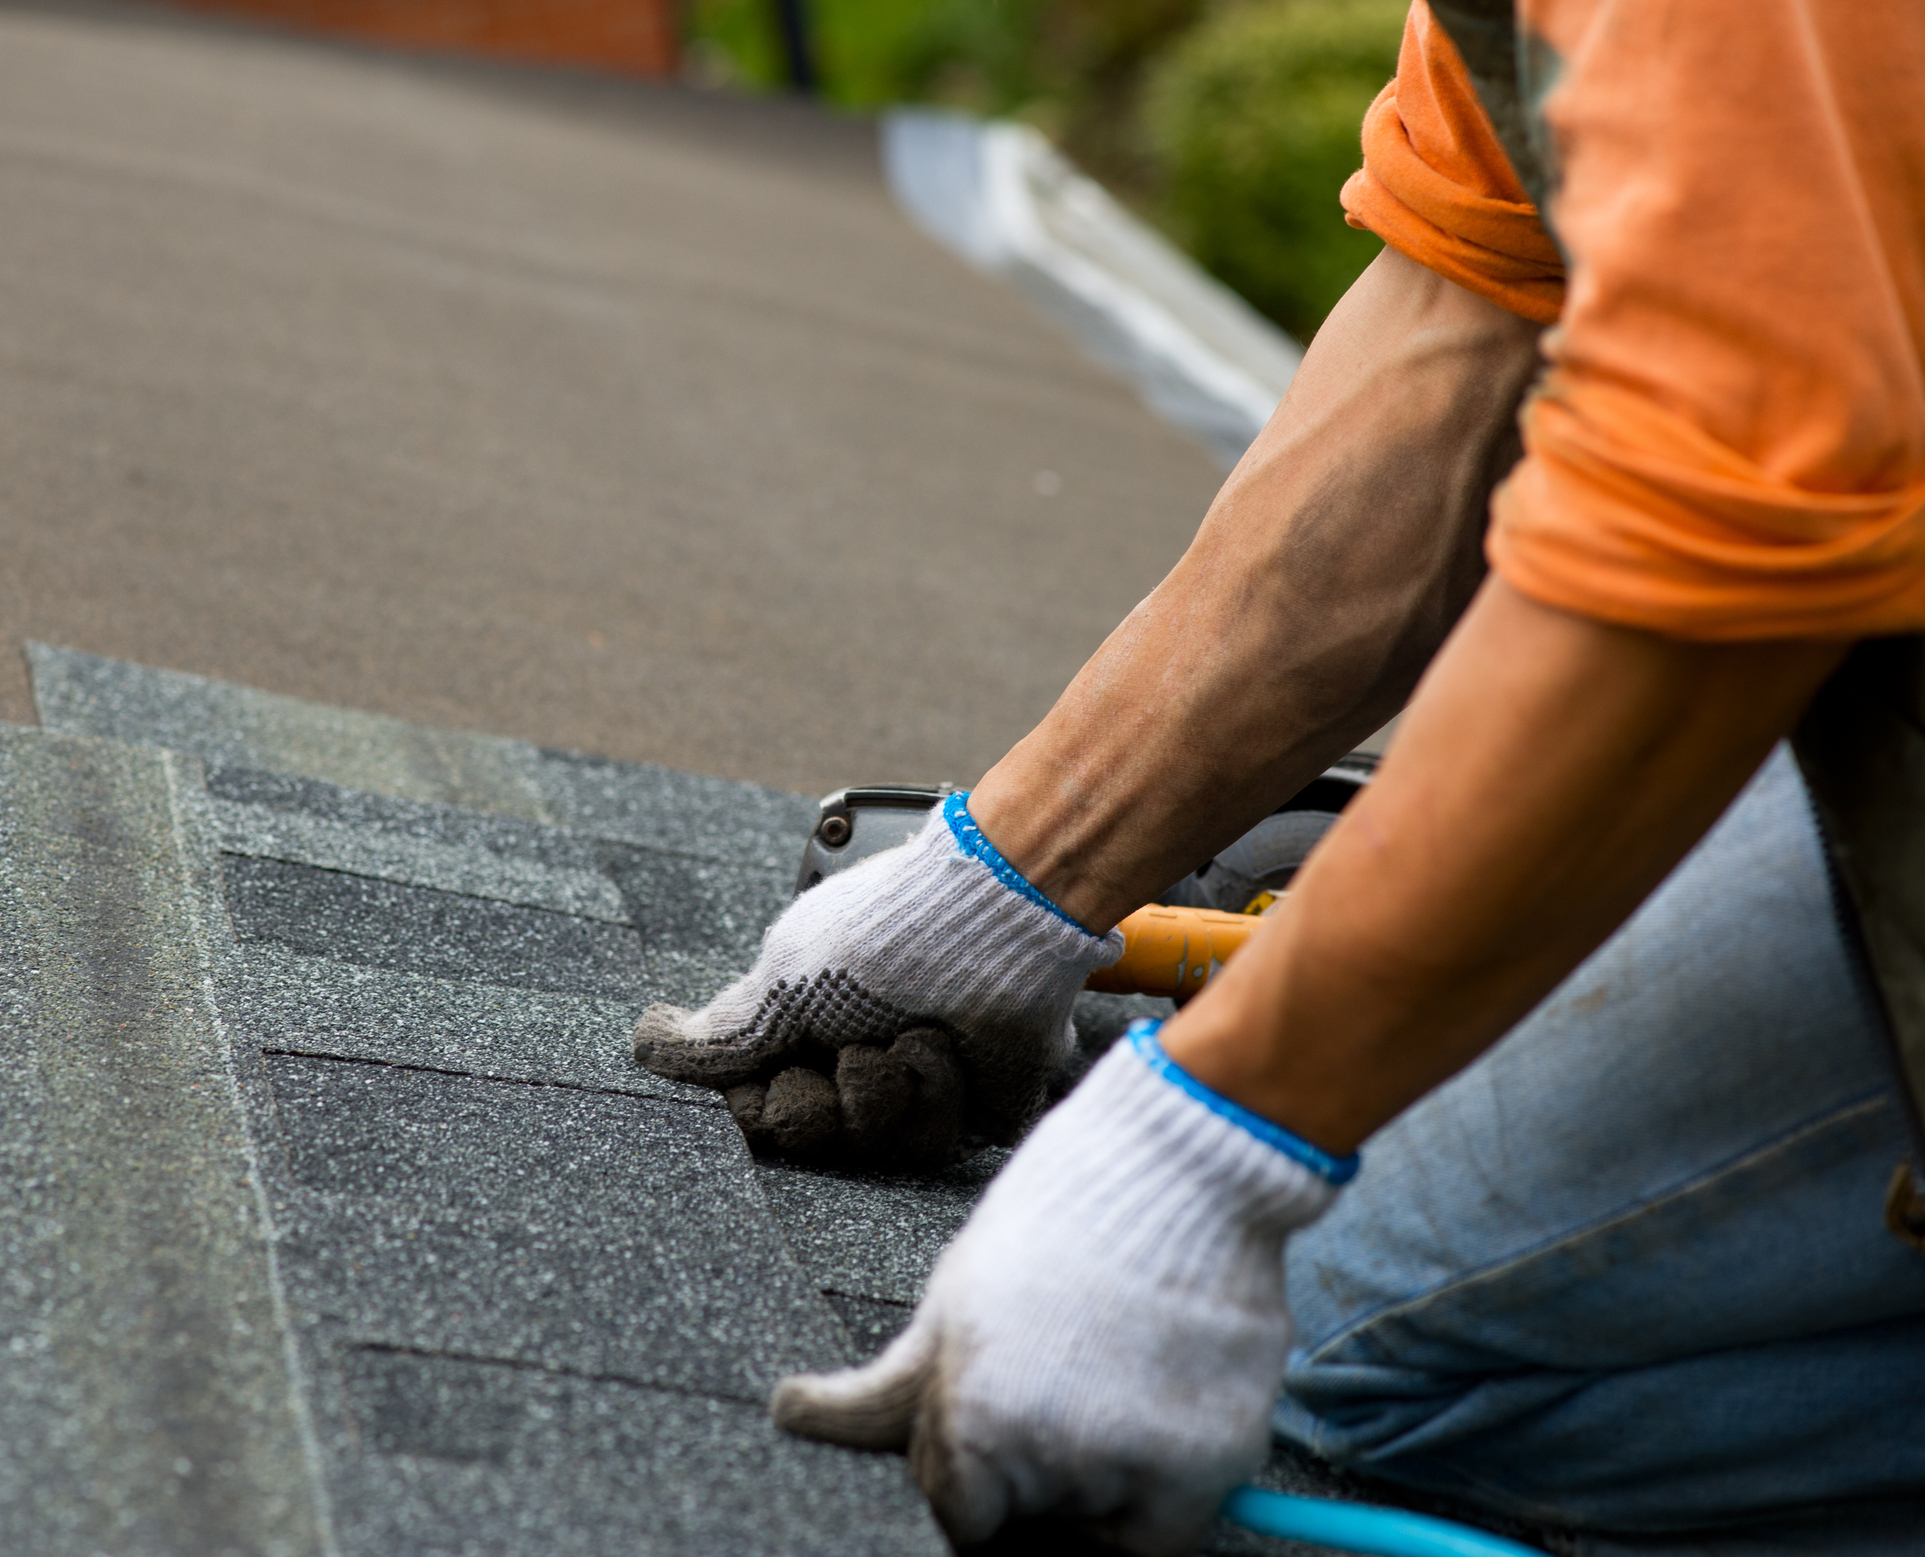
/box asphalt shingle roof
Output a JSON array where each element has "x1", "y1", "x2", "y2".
[
  {"x1": 8, "y1": 645, "x2": 1573, "y2": 1554},
  {"x1": 10, "y1": 645, "x2": 956, "y2": 1554}
]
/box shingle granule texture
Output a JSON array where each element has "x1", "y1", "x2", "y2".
[{"x1": 15, "y1": 648, "x2": 1406, "y2": 1555}]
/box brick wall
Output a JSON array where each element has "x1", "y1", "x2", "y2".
[{"x1": 174, "y1": 0, "x2": 680, "y2": 77}]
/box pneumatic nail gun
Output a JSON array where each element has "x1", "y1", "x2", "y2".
[{"x1": 795, "y1": 757, "x2": 1375, "y2": 1001}]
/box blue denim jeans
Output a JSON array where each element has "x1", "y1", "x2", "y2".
[{"x1": 1272, "y1": 746, "x2": 1925, "y2": 1554}]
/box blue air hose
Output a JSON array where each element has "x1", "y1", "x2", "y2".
[{"x1": 1222, "y1": 1487, "x2": 1545, "y2": 1557}]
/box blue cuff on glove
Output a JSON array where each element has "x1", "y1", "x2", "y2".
[
  {"x1": 1127, "y1": 1018, "x2": 1360, "y2": 1185},
  {"x1": 945, "y1": 791, "x2": 1091, "y2": 933}
]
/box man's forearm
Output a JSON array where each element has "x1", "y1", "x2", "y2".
[
  {"x1": 970, "y1": 248, "x2": 1545, "y2": 932},
  {"x1": 1162, "y1": 578, "x2": 1847, "y2": 1154}
]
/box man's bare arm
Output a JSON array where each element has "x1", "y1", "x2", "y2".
[
  {"x1": 970, "y1": 246, "x2": 1545, "y2": 932},
  {"x1": 1164, "y1": 577, "x2": 1847, "y2": 1153}
]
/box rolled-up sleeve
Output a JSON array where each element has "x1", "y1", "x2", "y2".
[
  {"x1": 1487, "y1": 0, "x2": 1925, "y2": 641},
  {"x1": 1346, "y1": 0, "x2": 1925, "y2": 643},
  {"x1": 1340, "y1": 4, "x2": 1565, "y2": 325}
]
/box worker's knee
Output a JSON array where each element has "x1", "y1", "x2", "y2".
[
  {"x1": 1274, "y1": 1304, "x2": 1925, "y2": 1533},
  {"x1": 1265, "y1": 745, "x2": 1925, "y2": 1528}
]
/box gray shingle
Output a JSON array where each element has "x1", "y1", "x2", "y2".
[
  {"x1": 261, "y1": 1055, "x2": 851, "y2": 1399},
  {"x1": 29, "y1": 642, "x2": 560, "y2": 825},
  {"x1": 601, "y1": 845, "x2": 790, "y2": 963},
  {"x1": 207, "y1": 766, "x2": 789, "y2": 935},
  {"x1": 535, "y1": 746, "x2": 821, "y2": 872},
  {"x1": 206, "y1": 778, "x2": 630, "y2": 924},
  {"x1": 822, "y1": 1292, "x2": 916, "y2": 1358},
  {"x1": 222, "y1": 856, "x2": 649, "y2": 998},
  {"x1": 199, "y1": 754, "x2": 788, "y2": 1045},
  {"x1": 33, "y1": 644, "x2": 820, "y2": 867},
  {"x1": 331, "y1": 1348, "x2": 943, "y2": 1557},
  {"x1": 755, "y1": 1154, "x2": 1006, "y2": 1307},
  {"x1": 228, "y1": 945, "x2": 694, "y2": 1101},
  {"x1": 0, "y1": 726, "x2": 326, "y2": 1557},
  {"x1": 205, "y1": 764, "x2": 586, "y2": 857}
]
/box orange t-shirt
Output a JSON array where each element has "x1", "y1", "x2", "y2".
[{"x1": 1342, "y1": 0, "x2": 1925, "y2": 642}]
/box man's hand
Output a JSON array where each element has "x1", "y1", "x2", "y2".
[
  {"x1": 770, "y1": 1021, "x2": 1347, "y2": 1555},
  {"x1": 633, "y1": 795, "x2": 1122, "y2": 1168}
]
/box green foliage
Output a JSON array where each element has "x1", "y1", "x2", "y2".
[
  {"x1": 1145, "y1": 0, "x2": 1405, "y2": 340},
  {"x1": 831, "y1": 0, "x2": 1048, "y2": 115},
  {"x1": 684, "y1": 0, "x2": 1198, "y2": 128},
  {"x1": 682, "y1": 0, "x2": 788, "y2": 91},
  {"x1": 683, "y1": 0, "x2": 1408, "y2": 339},
  {"x1": 680, "y1": 0, "x2": 1023, "y2": 106}
]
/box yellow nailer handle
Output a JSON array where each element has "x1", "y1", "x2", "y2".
[{"x1": 1084, "y1": 904, "x2": 1262, "y2": 1000}]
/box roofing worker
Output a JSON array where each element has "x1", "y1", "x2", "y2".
[{"x1": 637, "y1": 2, "x2": 1925, "y2": 1550}]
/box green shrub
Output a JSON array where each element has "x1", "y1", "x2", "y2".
[
  {"x1": 1145, "y1": 0, "x2": 1406, "y2": 340},
  {"x1": 684, "y1": 0, "x2": 1201, "y2": 138},
  {"x1": 681, "y1": 0, "x2": 785, "y2": 90},
  {"x1": 834, "y1": 0, "x2": 1048, "y2": 115},
  {"x1": 683, "y1": 0, "x2": 1047, "y2": 110}
]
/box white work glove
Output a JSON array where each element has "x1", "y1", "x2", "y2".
[
  {"x1": 633, "y1": 794, "x2": 1124, "y2": 1168},
  {"x1": 771, "y1": 1020, "x2": 1354, "y2": 1555}
]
